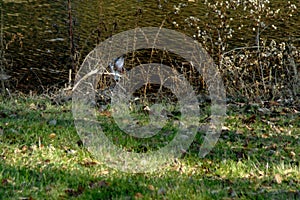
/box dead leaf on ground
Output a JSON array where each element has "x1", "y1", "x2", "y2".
[
  {"x1": 18, "y1": 197, "x2": 34, "y2": 200},
  {"x1": 21, "y1": 145, "x2": 28, "y2": 152},
  {"x1": 221, "y1": 126, "x2": 230, "y2": 133},
  {"x1": 29, "y1": 103, "x2": 36, "y2": 110},
  {"x1": 99, "y1": 110, "x2": 111, "y2": 117},
  {"x1": 269, "y1": 117, "x2": 280, "y2": 122},
  {"x1": 134, "y1": 192, "x2": 143, "y2": 199},
  {"x1": 49, "y1": 133, "x2": 56, "y2": 139},
  {"x1": 269, "y1": 100, "x2": 280, "y2": 106},
  {"x1": 80, "y1": 160, "x2": 98, "y2": 167},
  {"x1": 245, "y1": 125, "x2": 254, "y2": 131},
  {"x1": 148, "y1": 184, "x2": 155, "y2": 191},
  {"x1": 65, "y1": 185, "x2": 85, "y2": 197},
  {"x1": 261, "y1": 133, "x2": 270, "y2": 138},
  {"x1": 274, "y1": 174, "x2": 282, "y2": 184},
  {"x1": 258, "y1": 107, "x2": 270, "y2": 114},
  {"x1": 290, "y1": 151, "x2": 296, "y2": 158},
  {"x1": 243, "y1": 114, "x2": 256, "y2": 123}
]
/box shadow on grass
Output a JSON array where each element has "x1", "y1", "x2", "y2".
[
  {"x1": 0, "y1": 96, "x2": 299, "y2": 199},
  {"x1": 1, "y1": 160, "x2": 300, "y2": 199}
]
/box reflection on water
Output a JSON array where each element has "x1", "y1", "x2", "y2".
[
  {"x1": 3, "y1": 0, "x2": 69, "y2": 91},
  {"x1": 2, "y1": 0, "x2": 299, "y2": 92}
]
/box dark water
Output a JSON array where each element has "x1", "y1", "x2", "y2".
[
  {"x1": 2, "y1": 0, "x2": 69, "y2": 91},
  {"x1": 1, "y1": 0, "x2": 299, "y2": 92}
]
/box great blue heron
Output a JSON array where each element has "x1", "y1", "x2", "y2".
[{"x1": 109, "y1": 56, "x2": 124, "y2": 81}]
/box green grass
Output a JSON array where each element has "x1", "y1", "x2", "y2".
[{"x1": 0, "y1": 95, "x2": 299, "y2": 199}]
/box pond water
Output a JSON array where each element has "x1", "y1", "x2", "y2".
[{"x1": 1, "y1": 0, "x2": 299, "y2": 92}]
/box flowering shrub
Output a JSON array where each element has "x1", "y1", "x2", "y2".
[{"x1": 170, "y1": 0, "x2": 299, "y2": 101}]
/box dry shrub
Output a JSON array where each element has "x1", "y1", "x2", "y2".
[{"x1": 220, "y1": 39, "x2": 299, "y2": 101}]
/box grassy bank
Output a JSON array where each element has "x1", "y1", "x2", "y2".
[{"x1": 0, "y1": 94, "x2": 299, "y2": 199}]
